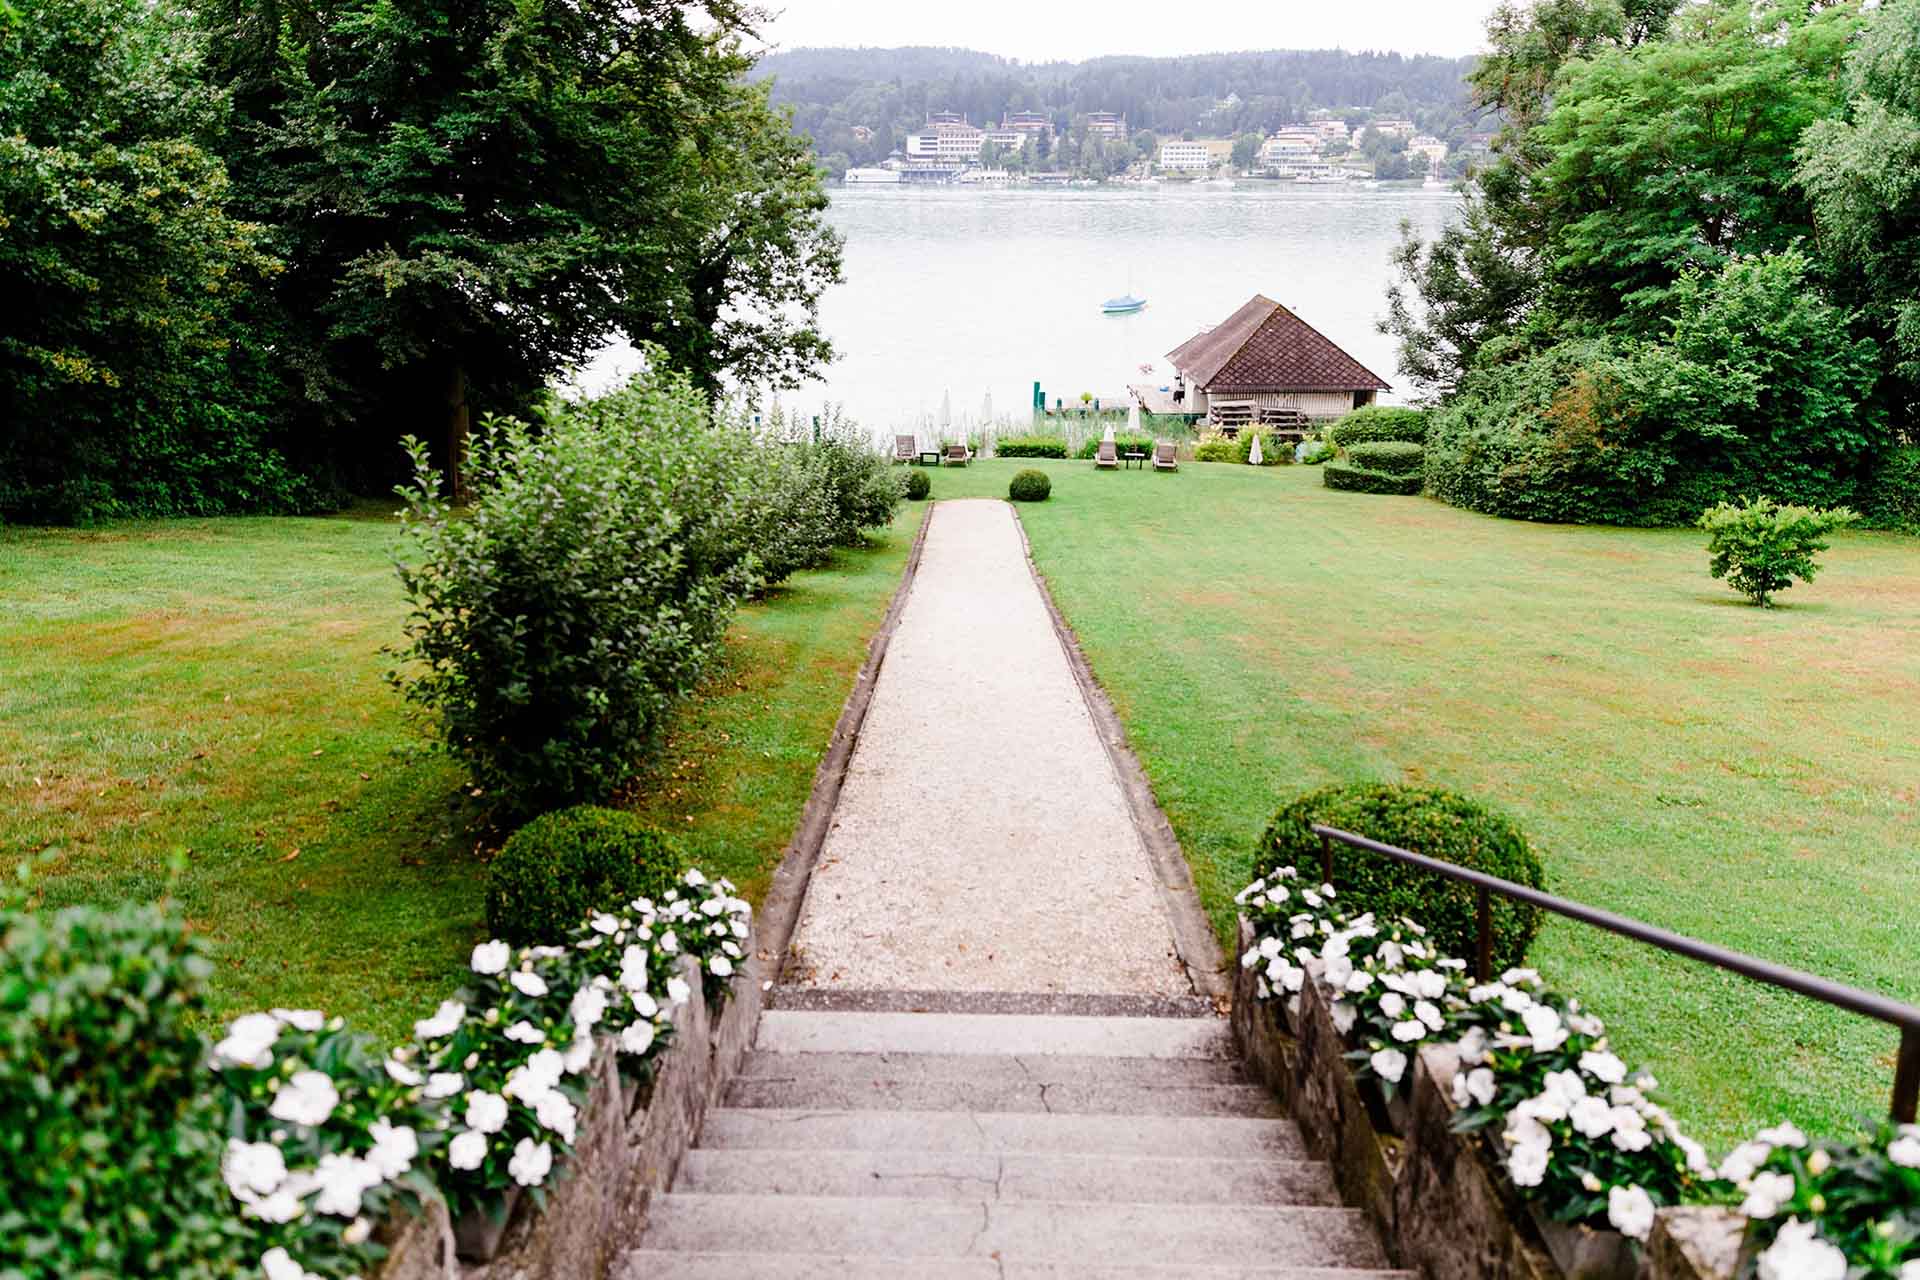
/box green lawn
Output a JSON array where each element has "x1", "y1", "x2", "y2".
[
  {"x1": 0, "y1": 502, "x2": 925, "y2": 1044},
  {"x1": 928, "y1": 458, "x2": 1919, "y2": 1148}
]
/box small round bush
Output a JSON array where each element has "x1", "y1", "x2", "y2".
[
  {"x1": 1008, "y1": 469, "x2": 1051, "y2": 502},
  {"x1": 1329, "y1": 405, "x2": 1429, "y2": 447},
  {"x1": 1254, "y1": 784, "x2": 1546, "y2": 972},
  {"x1": 1347, "y1": 441, "x2": 1425, "y2": 476},
  {"x1": 904, "y1": 469, "x2": 931, "y2": 500},
  {"x1": 487, "y1": 805, "x2": 686, "y2": 944}
]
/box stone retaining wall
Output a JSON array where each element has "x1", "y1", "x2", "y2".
[
  {"x1": 1231, "y1": 919, "x2": 1745, "y2": 1280},
  {"x1": 373, "y1": 954, "x2": 752, "y2": 1280}
]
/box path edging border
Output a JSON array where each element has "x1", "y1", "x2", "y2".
[{"x1": 1006, "y1": 503, "x2": 1232, "y2": 1004}]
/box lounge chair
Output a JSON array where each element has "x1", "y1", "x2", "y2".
[
  {"x1": 894, "y1": 434, "x2": 916, "y2": 464},
  {"x1": 1094, "y1": 439, "x2": 1119, "y2": 470},
  {"x1": 945, "y1": 443, "x2": 970, "y2": 466},
  {"x1": 1152, "y1": 441, "x2": 1178, "y2": 472}
]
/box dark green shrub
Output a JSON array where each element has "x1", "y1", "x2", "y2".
[
  {"x1": 391, "y1": 361, "x2": 764, "y2": 813},
  {"x1": 1329, "y1": 406, "x2": 1429, "y2": 447},
  {"x1": 1076, "y1": 434, "x2": 1156, "y2": 459},
  {"x1": 1699, "y1": 495, "x2": 1858, "y2": 606},
  {"x1": 995, "y1": 435, "x2": 1070, "y2": 459},
  {"x1": 1254, "y1": 784, "x2": 1546, "y2": 972},
  {"x1": 1324, "y1": 461, "x2": 1423, "y2": 495},
  {"x1": 1860, "y1": 445, "x2": 1920, "y2": 533},
  {"x1": 486, "y1": 805, "x2": 686, "y2": 943},
  {"x1": 905, "y1": 469, "x2": 931, "y2": 500},
  {"x1": 1348, "y1": 441, "x2": 1425, "y2": 476},
  {"x1": 0, "y1": 895, "x2": 246, "y2": 1278},
  {"x1": 1008, "y1": 469, "x2": 1052, "y2": 502}
]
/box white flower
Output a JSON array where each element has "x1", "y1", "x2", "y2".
[
  {"x1": 1369, "y1": 1048, "x2": 1408, "y2": 1084},
  {"x1": 1757, "y1": 1121, "x2": 1807, "y2": 1149},
  {"x1": 1888, "y1": 1135, "x2": 1920, "y2": 1168},
  {"x1": 1756, "y1": 1218, "x2": 1846, "y2": 1280},
  {"x1": 1455, "y1": 1027, "x2": 1489, "y2": 1061},
  {"x1": 1900, "y1": 1263, "x2": 1920, "y2": 1280},
  {"x1": 562, "y1": 1029, "x2": 595, "y2": 1075},
  {"x1": 619, "y1": 945, "x2": 651, "y2": 992},
  {"x1": 1379, "y1": 941, "x2": 1405, "y2": 969},
  {"x1": 367, "y1": 1119, "x2": 419, "y2": 1179},
  {"x1": 1330, "y1": 1002, "x2": 1358, "y2": 1035},
  {"x1": 666, "y1": 976, "x2": 692, "y2": 1005},
  {"x1": 270, "y1": 1008, "x2": 326, "y2": 1032},
  {"x1": 1411, "y1": 971, "x2": 1449, "y2": 1001},
  {"x1": 384, "y1": 1057, "x2": 423, "y2": 1087},
  {"x1": 1542, "y1": 1069, "x2": 1587, "y2": 1104},
  {"x1": 1518, "y1": 1089, "x2": 1571, "y2": 1124},
  {"x1": 1504, "y1": 1113, "x2": 1551, "y2": 1152},
  {"x1": 1610, "y1": 1107, "x2": 1652, "y2": 1152},
  {"x1": 1345, "y1": 970, "x2": 1375, "y2": 994},
  {"x1": 1569, "y1": 1095, "x2": 1615, "y2": 1139},
  {"x1": 1240, "y1": 947, "x2": 1260, "y2": 970},
  {"x1": 261, "y1": 1247, "x2": 317, "y2": 1280},
  {"x1": 1462, "y1": 1067, "x2": 1496, "y2": 1107},
  {"x1": 471, "y1": 941, "x2": 511, "y2": 975},
  {"x1": 1378, "y1": 992, "x2": 1407, "y2": 1020},
  {"x1": 311, "y1": 1152, "x2": 381, "y2": 1217},
  {"x1": 269, "y1": 1071, "x2": 340, "y2": 1128},
  {"x1": 510, "y1": 970, "x2": 550, "y2": 998},
  {"x1": 631, "y1": 991, "x2": 659, "y2": 1019},
  {"x1": 1579, "y1": 1051, "x2": 1627, "y2": 1085},
  {"x1": 1607, "y1": 1185, "x2": 1656, "y2": 1241},
  {"x1": 465, "y1": 1090, "x2": 509, "y2": 1134},
  {"x1": 1741, "y1": 1171, "x2": 1797, "y2": 1220},
  {"x1": 213, "y1": 1012, "x2": 284, "y2": 1069},
  {"x1": 1720, "y1": 1140, "x2": 1774, "y2": 1184},
  {"x1": 448, "y1": 1130, "x2": 488, "y2": 1170},
  {"x1": 224, "y1": 1138, "x2": 288, "y2": 1198},
  {"x1": 246, "y1": 1186, "x2": 305, "y2": 1224},
  {"x1": 503, "y1": 1020, "x2": 546, "y2": 1044},
  {"x1": 342, "y1": 1217, "x2": 372, "y2": 1246},
  {"x1": 1391, "y1": 1019, "x2": 1427, "y2": 1043},
  {"x1": 685, "y1": 868, "x2": 707, "y2": 887},
  {"x1": 534, "y1": 1090, "x2": 578, "y2": 1142},
  {"x1": 620, "y1": 1021, "x2": 658, "y2": 1055},
  {"x1": 1414, "y1": 1000, "x2": 1444, "y2": 1032},
  {"x1": 590, "y1": 912, "x2": 620, "y2": 935},
  {"x1": 1323, "y1": 954, "x2": 1354, "y2": 990},
  {"x1": 508, "y1": 1137, "x2": 553, "y2": 1187},
  {"x1": 1468, "y1": 982, "x2": 1507, "y2": 1005},
  {"x1": 414, "y1": 1000, "x2": 465, "y2": 1040},
  {"x1": 425, "y1": 1072, "x2": 465, "y2": 1099},
  {"x1": 709, "y1": 955, "x2": 734, "y2": 978},
  {"x1": 570, "y1": 983, "x2": 609, "y2": 1030},
  {"x1": 1521, "y1": 1004, "x2": 1567, "y2": 1053},
  {"x1": 660, "y1": 929, "x2": 680, "y2": 953},
  {"x1": 1507, "y1": 1140, "x2": 1550, "y2": 1187}
]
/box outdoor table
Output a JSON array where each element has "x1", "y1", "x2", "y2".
[
  {"x1": 918, "y1": 450, "x2": 942, "y2": 466},
  {"x1": 1123, "y1": 451, "x2": 1146, "y2": 469}
]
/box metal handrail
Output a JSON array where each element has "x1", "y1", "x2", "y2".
[{"x1": 1312, "y1": 823, "x2": 1920, "y2": 1124}]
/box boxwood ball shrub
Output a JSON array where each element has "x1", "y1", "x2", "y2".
[
  {"x1": 904, "y1": 468, "x2": 930, "y2": 500},
  {"x1": 1323, "y1": 460, "x2": 1424, "y2": 495},
  {"x1": 1347, "y1": 440, "x2": 1425, "y2": 476},
  {"x1": 0, "y1": 895, "x2": 246, "y2": 1278},
  {"x1": 1255, "y1": 783, "x2": 1546, "y2": 972},
  {"x1": 1008, "y1": 469, "x2": 1052, "y2": 502},
  {"x1": 1329, "y1": 405, "x2": 1429, "y2": 448},
  {"x1": 486, "y1": 805, "x2": 687, "y2": 944}
]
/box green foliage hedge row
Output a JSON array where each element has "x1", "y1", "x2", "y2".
[
  {"x1": 995, "y1": 435, "x2": 1070, "y2": 459},
  {"x1": 487, "y1": 806, "x2": 686, "y2": 943},
  {"x1": 1347, "y1": 441, "x2": 1426, "y2": 476},
  {"x1": 1859, "y1": 445, "x2": 1920, "y2": 533},
  {"x1": 1329, "y1": 406, "x2": 1429, "y2": 447},
  {"x1": 1, "y1": 894, "x2": 245, "y2": 1277},
  {"x1": 1076, "y1": 434, "x2": 1157, "y2": 460},
  {"x1": 1323, "y1": 461, "x2": 1424, "y2": 495},
  {"x1": 1008, "y1": 469, "x2": 1052, "y2": 502},
  {"x1": 1255, "y1": 783, "x2": 1547, "y2": 972}
]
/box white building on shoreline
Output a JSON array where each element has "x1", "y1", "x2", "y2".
[{"x1": 1158, "y1": 141, "x2": 1211, "y2": 172}]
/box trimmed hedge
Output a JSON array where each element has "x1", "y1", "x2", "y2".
[
  {"x1": 904, "y1": 469, "x2": 930, "y2": 500},
  {"x1": 1860, "y1": 444, "x2": 1920, "y2": 534},
  {"x1": 486, "y1": 806, "x2": 686, "y2": 944},
  {"x1": 1008, "y1": 469, "x2": 1052, "y2": 502},
  {"x1": 1076, "y1": 434, "x2": 1156, "y2": 460},
  {"x1": 1254, "y1": 783, "x2": 1546, "y2": 972},
  {"x1": 995, "y1": 435, "x2": 1070, "y2": 459},
  {"x1": 1329, "y1": 406, "x2": 1429, "y2": 447},
  {"x1": 1347, "y1": 441, "x2": 1425, "y2": 476},
  {"x1": 1324, "y1": 461, "x2": 1423, "y2": 495}
]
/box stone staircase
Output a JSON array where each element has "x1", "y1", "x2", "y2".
[{"x1": 617, "y1": 1007, "x2": 1411, "y2": 1278}]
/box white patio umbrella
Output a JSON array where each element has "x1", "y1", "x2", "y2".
[
  {"x1": 1248, "y1": 431, "x2": 1264, "y2": 465},
  {"x1": 1127, "y1": 402, "x2": 1142, "y2": 435}
]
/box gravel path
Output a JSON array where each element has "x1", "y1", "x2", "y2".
[{"x1": 787, "y1": 499, "x2": 1189, "y2": 996}]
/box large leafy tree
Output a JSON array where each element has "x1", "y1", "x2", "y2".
[{"x1": 0, "y1": 0, "x2": 286, "y2": 522}]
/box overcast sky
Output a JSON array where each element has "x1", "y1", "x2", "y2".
[{"x1": 756, "y1": 0, "x2": 1508, "y2": 62}]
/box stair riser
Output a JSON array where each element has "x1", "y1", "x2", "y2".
[
  {"x1": 755, "y1": 1011, "x2": 1234, "y2": 1059},
  {"x1": 617, "y1": 1253, "x2": 1417, "y2": 1280},
  {"x1": 736, "y1": 1050, "x2": 1250, "y2": 1088},
  {"x1": 724, "y1": 1077, "x2": 1283, "y2": 1117},
  {"x1": 698, "y1": 1109, "x2": 1308, "y2": 1158}
]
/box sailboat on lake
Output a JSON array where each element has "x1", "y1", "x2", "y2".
[{"x1": 1102, "y1": 293, "x2": 1147, "y2": 315}]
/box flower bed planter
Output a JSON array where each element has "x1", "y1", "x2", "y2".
[{"x1": 1533, "y1": 1209, "x2": 1640, "y2": 1280}]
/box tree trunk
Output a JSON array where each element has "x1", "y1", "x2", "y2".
[{"x1": 446, "y1": 362, "x2": 469, "y2": 502}]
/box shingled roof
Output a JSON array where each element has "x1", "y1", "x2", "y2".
[{"x1": 1167, "y1": 295, "x2": 1390, "y2": 393}]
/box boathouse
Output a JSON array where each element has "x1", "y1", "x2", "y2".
[{"x1": 1161, "y1": 295, "x2": 1390, "y2": 432}]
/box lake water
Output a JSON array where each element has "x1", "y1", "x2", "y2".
[{"x1": 582, "y1": 183, "x2": 1463, "y2": 433}]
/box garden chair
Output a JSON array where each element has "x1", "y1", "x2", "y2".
[
  {"x1": 1153, "y1": 441, "x2": 1178, "y2": 472},
  {"x1": 945, "y1": 443, "x2": 970, "y2": 466},
  {"x1": 894, "y1": 434, "x2": 916, "y2": 464},
  {"x1": 1094, "y1": 439, "x2": 1119, "y2": 469}
]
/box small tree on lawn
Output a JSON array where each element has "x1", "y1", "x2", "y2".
[{"x1": 1698, "y1": 496, "x2": 1858, "y2": 606}]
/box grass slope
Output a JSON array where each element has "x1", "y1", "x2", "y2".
[
  {"x1": 927, "y1": 458, "x2": 1919, "y2": 1147},
  {"x1": 0, "y1": 502, "x2": 925, "y2": 1043}
]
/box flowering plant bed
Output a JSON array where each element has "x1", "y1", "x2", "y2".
[{"x1": 1721, "y1": 1119, "x2": 1919, "y2": 1279}]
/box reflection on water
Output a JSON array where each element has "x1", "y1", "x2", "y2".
[{"x1": 580, "y1": 184, "x2": 1462, "y2": 432}]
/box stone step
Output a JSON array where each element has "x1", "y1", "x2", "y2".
[
  {"x1": 674, "y1": 1148, "x2": 1340, "y2": 1206},
  {"x1": 754, "y1": 1010, "x2": 1233, "y2": 1060},
  {"x1": 636, "y1": 1194, "x2": 1392, "y2": 1269},
  {"x1": 698, "y1": 1108, "x2": 1307, "y2": 1159},
  {"x1": 617, "y1": 1252, "x2": 1415, "y2": 1279},
  {"x1": 724, "y1": 1071, "x2": 1281, "y2": 1117},
  {"x1": 736, "y1": 1049, "x2": 1250, "y2": 1087}
]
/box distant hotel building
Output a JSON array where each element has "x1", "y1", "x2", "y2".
[
  {"x1": 1000, "y1": 111, "x2": 1055, "y2": 140},
  {"x1": 1083, "y1": 111, "x2": 1128, "y2": 139},
  {"x1": 1158, "y1": 141, "x2": 1211, "y2": 171},
  {"x1": 1369, "y1": 117, "x2": 1416, "y2": 139}
]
